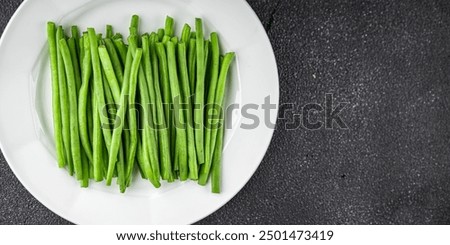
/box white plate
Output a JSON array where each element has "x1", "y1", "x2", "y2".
[{"x1": 0, "y1": 0, "x2": 279, "y2": 224}]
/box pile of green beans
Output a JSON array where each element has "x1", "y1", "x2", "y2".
[{"x1": 47, "y1": 15, "x2": 235, "y2": 193}]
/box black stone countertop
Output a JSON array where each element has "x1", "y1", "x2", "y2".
[{"x1": 1, "y1": 0, "x2": 450, "y2": 224}]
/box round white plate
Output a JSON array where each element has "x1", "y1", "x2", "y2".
[{"x1": 0, "y1": 0, "x2": 278, "y2": 224}]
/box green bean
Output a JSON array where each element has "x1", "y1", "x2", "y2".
[
  {"x1": 88, "y1": 28, "x2": 112, "y2": 150},
  {"x1": 47, "y1": 16, "x2": 236, "y2": 192},
  {"x1": 59, "y1": 39, "x2": 83, "y2": 180},
  {"x1": 71, "y1": 26, "x2": 79, "y2": 39},
  {"x1": 157, "y1": 28, "x2": 165, "y2": 41},
  {"x1": 117, "y1": 144, "x2": 126, "y2": 192},
  {"x1": 164, "y1": 16, "x2": 174, "y2": 37},
  {"x1": 112, "y1": 33, "x2": 122, "y2": 40},
  {"x1": 129, "y1": 36, "x2": 163, "y2": 183},
  {"x1": 98, "y1": 46, "x2": 121, "y2": 103},
  {"x1": 129, "y1": 27, "x2": 138, "y2": 38},
  {"x1": 81, "y1": 149, "x2": 89, "y2": 188},
  {"x1": 177, "y1": 42, "x2": 198, "y2": 180},
  {"x1": 155, "y1": 42, "x2": 173, "y2": 180},
  {"x1": 134, "y1": 87, "x2": 155, "y2": 185},
  {"x1": 135, "y1": 35, "x2": 164, "y2": 184},
  {"x1": 99, "y1": 42, "x2": 131, "y2": 188},
  {"x1": 87, "y1": 78, "x2": 94, "y2": 147},
  {"x1": 125, "y1": 37, "x2": 141, "y2": 182},
  {"x1": 123, "y1": 131, "x2": 132, "y2": 186},
  {"x1": 56, "y1": 26, "x2": 73, "y2": 175},
  {"x1": 174, "y1": 143, "x2": 179, "y2": 172},
  {"x1": 188, "y1": 38, "x2": 196, "y2": 98},
  {"x1": 141, "y1": 35, "x2": 158, "y2": 136},
  {"x1": 102, "y1": 71, "x2": 116, "y2": 119},
  {"x1": 171, "y1": 36, "x2": 179, "y2": 44},
  {"x1": 71, "y1": 25, "x2": 78, "y2": 36},
  {"x1": 106, "y1": 48, "x2": 139, "y2": 185},
  {"x1": 104, "y1": 38, "x2": 124, "y2": 85},
  {"x1": 166, "y1": 41, "x2": 188, "y2": 180},
  {"x1": 102, "y1": 137, "x2": 109, "y2": 177},
  {"x1": 162, "y1": 35, "x2": 170, "y2": 44},
  {"x1": 104, "y1": 45, "x2": 132, "y2": 183},
  {"x1": 194, "y1": 18, "x2": 205, "y2": 165},
  {"x1": 168, "y1": 36, "x2": 179, "y2": 174},
  {"x1": 170, "y1": 99, "x2": 177, "y2": 175},
  {"x1": 211, "y1": 119, "x2": 224, "y2": 193},
  {"x1": 68, "y1": 38, "x2": 81, "y2": 94},
  {"x1": 113, "y1": 38, "x2": 128, "y2": 65},
  {"x1": 124, "y1": 37, "x2": 140, "y2": 188},
  {"x1": 150, "y1": 34, "x2": 171, "y2": 182},
  {"x1": 84, "y1": 35, "x2": 94, "y2": 151},
  {"x1": 203, "y1": 40, "x2": 211, "y2": 97},
  {"x1": 102, "y1": 70, "x2": 126, "y2": 192},
  {"x1": 47, "y1": 22, "x2": 66, "y2": 168},
  {"x1": 199, "y1": 52, "x2": 235, "y2": 185},
  {"x1": 136, "y1": 139, "x2": 148, "y2": 180},
  {"x1": 78, "y1": 34, "x2": 94, "y2": 164},
  {"x1": 79, "y1": 36, "x2": 84, "y2": 72},
  {"x1": 181, "y1": 24, "x2": 191, "y2": 44},
  {"x1": 106, "y1": 24, "x2": 113, "y2": 38},
  {"x1": 204, "y1": 33, "x2": 220, "y2": 177},
  {"x1": 71, "y1": 26, "x2": 80, "y2": 61},
  {"x1": 88, "y1": 153, "x2": 94, "y2": 179},
  {"x1": 92, "y1": 92, "x2": 103, "y2": 181},
  {"x1": 140, "y1": 134, "x2": 162, "y2": 188},
  {"x1": 130, "y1": 15, "x2": 139, "y2": 36},
  {"x1": 86, "y1": 75, "x2": 94, "y2": 152},
  {"x1": 89, "y1": 28, "x2": 111, "y2": 181}
]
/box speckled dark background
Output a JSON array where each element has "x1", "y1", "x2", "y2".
[{"x1": 1, "y1": 0, "x2": 450, "y2": 225}]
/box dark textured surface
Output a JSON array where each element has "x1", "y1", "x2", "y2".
[{"x1": 1, "y1": 0, "x2": 450, "y2": 225}]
